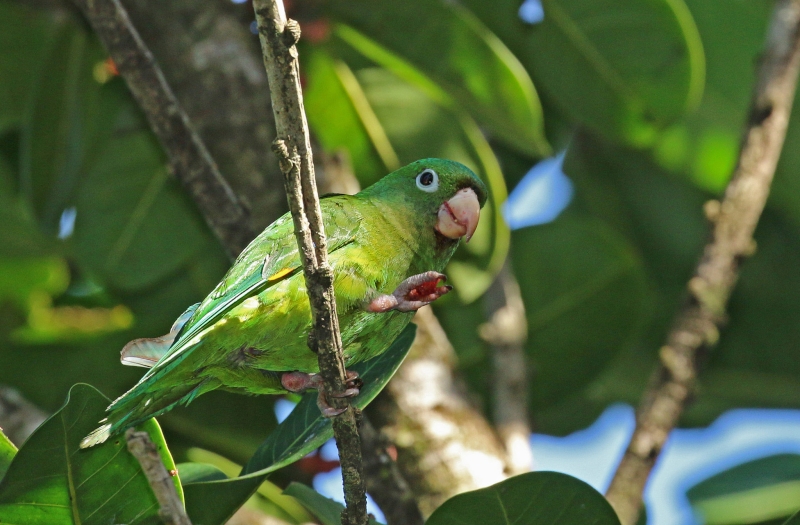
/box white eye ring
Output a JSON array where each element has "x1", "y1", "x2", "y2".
[{"x1": 415, "y1": 169, "x2": 439, "y2": 192}]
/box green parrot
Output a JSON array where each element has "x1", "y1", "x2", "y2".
[{"x1": 81, "y1": 158, "x2": 487, "y2": 448}]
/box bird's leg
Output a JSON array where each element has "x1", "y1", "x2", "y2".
[
  {"x1": 281, "y1": 370, "x2": 363, "y2": 417},
  {"x1": 367, "y1": 271, "x2": 452, "y2": 313}
]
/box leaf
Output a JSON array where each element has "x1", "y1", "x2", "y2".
[
  {"x1": 0, "y1": 430, "x2": 16, "y2": 481},
  {"x1": 304, "y1": 46, "x2": 398, "y2": 181},
  {"x1": 512, "y1": 213, "x2": 650, "y2": 407},
  {"x1": 283, "y1": 483, "x2": 382, "y2": 525},
  {"x1": 177, "y1": 462, "x2": 229, "y2": 484},
  {"x1": 786, "y1": 511, "x2": 800, "y2": 525},
  {"x1": 183, "y1": 324, "x2": 417, "y2": 525},
  {"x1": 687, "y1": 454, "x2": 800, "y2": 524},
  {"x1": 0, "y1": 3, "x2": 55, "y2": 131},
  {"x1": 0, "y1": 383, "x2": 180, "y2": 525},
  {"x1": 464, "y1": 0, "x2": 705, "y2": 147},
  {"x1": 425, "y1": 471, "x2": 621, "y2": 525},
  {"x1": 327, "y1": 1, "x2": 549, "y2": 156}
]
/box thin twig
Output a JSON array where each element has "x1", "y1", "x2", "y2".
[
  {"x1": 359, "y1": 418, "x2": 424, "y2": 525},
  {"x1": 126, "y1": 429, "x2": 192, "y2": 525},
  {"x1": 71, "y1": 0, "x2": 254, "y2": 258},
  {"x1": 605, "y1": 1, "x2": 800, "y2": 522},
  {"x1": 252, "y1": 2, "x2": 368, "y2": 525},
  {"x1": 480, "y1": 262, "x2": 532, "y2": 475}
]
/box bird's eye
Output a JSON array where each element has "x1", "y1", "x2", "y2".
[{"x1": 415, "y1": 169, "x2": 439, "y2": 192}]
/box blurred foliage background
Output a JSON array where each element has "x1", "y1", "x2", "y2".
[{"x1": 1, "y1": 0, "x2": 800, "y2": 522}]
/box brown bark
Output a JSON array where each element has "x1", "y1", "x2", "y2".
[
  {"x1": 253, "y1": 3, "x2": 367, "y2": 524},
  {"x1": 70, "y1": 0, "x2": 254, "y2": 258},
  {"x1": 481, "y1": 262, "x2": 532, "y2": 476},
  {"x1": 126, "y1": 429, "x2": 192, "y2": 525},
  {"x1": 369, "y1": 307, "x2": 509, "y2": 516},
  {"x1": 605, "y1": 1, "x2": 800, "y2": 522}
]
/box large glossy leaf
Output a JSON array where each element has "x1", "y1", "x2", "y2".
[
  {"x1": 465, "y1": 0, "x2": 705, "y2": 147},
  {"x1": 183, "y1": 324, "x2": 416, "y2": 525},
  {"x1": 512, "y1": 213, "x2": 650, "y2": 408},
  {"x1": 0, "y1": 430, "x2": 16, "y2": 481},
  {"x1": 687, "y1": 455, "x2": 800, "y2": 524},
  {"x1": 326, "y1": 1, "x2": 549, "y2": 156},
  {"x1": 0, "y1": 383, "x2": 180, "y2": 525},
  {"x1": 283, "y1": 482, "x2": 382, "y2": 525},
  {"x1": 426, "y1": 472, "x2": 621, "y2": 525}
]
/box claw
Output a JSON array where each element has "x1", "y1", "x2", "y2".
[
  {"x1": 367, "y1": 271, "x2": 452, "y2": 313},
  {"x1": 281, "y1": 370, "x2": 362, "y2": 418}
]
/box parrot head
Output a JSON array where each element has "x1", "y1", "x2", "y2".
[{"x1": 363, "y1": 158, "x2": 488, "y2": 243}]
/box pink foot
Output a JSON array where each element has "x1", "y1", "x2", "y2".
[
  {"x1": 367, "y1": 271, "x2": 452, "y2": 313},
  {"x1": 281, "y1": 370, "x2": 362, "y2": 417}
]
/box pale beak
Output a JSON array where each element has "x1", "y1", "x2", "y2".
[{"x1": 435, "y1": 187, "x2": 481, "y2": 242}]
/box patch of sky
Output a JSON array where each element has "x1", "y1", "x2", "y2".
[
  {"x1": 502, "y1": 151, "x2": 573, "y2": 229},
  {"x1": 532, "y1": 405, "x2": 800, "y2": 524},
  {"x1": 518, "y1": 0, "x2": 545, "y2": 25},
  {"x1": 273, "y1": 397, "x2": 297, "y2": 423},
  {"x1": 58, "y1": 207, "x2": 77, "y2": 240}
]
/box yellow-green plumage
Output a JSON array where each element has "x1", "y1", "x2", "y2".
[{"x1": 81, "y1": 159, "x2": 487, "y2": 447}]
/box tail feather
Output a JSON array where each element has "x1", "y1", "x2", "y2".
[{"x1": 80, "y1": 379, "x2": 209, "y2": 448}]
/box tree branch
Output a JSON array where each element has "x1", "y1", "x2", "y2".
[
  {"x1": 481, "y1": 262, "x2": 532, "y2": 476},
  {"x1": 71, "y1": 0, "x2": 254, "y2": 258},
  {"x1": 605, "y1": 1, "x2": 800, "y2": 522},
  {"x1": 126, "y1": 429, "x2": 192, "y2": 525},
  {"x1": 359, "y1": 417, "x2": 424, "y2": 525},
  {"x1": 252, "y1": 2, "x2": 367, "y2": 525},
  {"x1": 369, "y1": 307, "x2": 509, "y2": 516}
]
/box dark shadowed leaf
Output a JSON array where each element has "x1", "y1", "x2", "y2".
[
  {"x1": 183, "y1": 325, "x2": 416, "y2": 525},
  {"x1": 283, "y1": 482, "x2": 382, "y2": 525},
  {"x1": 0, "y1": 3, "x2": 56, "y2": 131},
  {"x1": 326, "y1": 1, "x2": 549, "y2": 156},
  {"x1": 465, "y1": 0, "x2": 705, "y2": 147},
  {"x1": 426, "y1": 471, "x2": 621, "y2": 525},
  {"x1": 0, "y1": 383, "x2": 179, "y2": 525},
  {"x1": 512, "y1": 214, "x2": 650, "y2": 408},
  {"x1": 786, "y1": 511, "x2": 800, "y2": 524}
]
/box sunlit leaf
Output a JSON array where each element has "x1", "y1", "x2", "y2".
[
  {"x1": 687, "y1": 455, "x2": 800, "y2": 524},
  {"x1": 426, "y1": 472, "x2": 621, "y2": 525},
  {"x1": 0, "y1": 383, "x2": 180, "y2": 525},
  {"x1": 0, "y1": 430, "x2": 16, "y2": 481},
  {"x1": 465, "y1": 0, "x2": 705, "y2": 147},
  {"x1": 327, "y1": 1, "x2": 549, "y2": 156}
]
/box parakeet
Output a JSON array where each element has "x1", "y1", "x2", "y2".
[{"x1": 80, "y1": 158, "x2": 487, "y2": 448}]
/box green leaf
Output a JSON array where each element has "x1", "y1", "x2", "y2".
[
  {"x1": 465, "y1": 0, "x2": 705, "y2": 147},
  {"x1": 304, "y1": 46, "x2": 398, "y2": 181},
  {"x1": 0, "y1": 3, "x2": 55, "y2": 131},
  {"x1": 687, "y1": 455, "x2": 800, "y2": 524},
  {"x1": 183, "y1": 324, "x2": 417, "y2": 525},
  {"x1": 177, "y1": 462, "x2": 229, "y2": 484},
  {"x1": 0, "y1": 383, "x2": 180, "y2": 525},
  {"x1": 512, "y1": 213, "x2": 650, "y2": 408},
  {"x1": 426, "y1": 471, "x2": 621, "y2": 525},
  {"x1": 283, "y1": 483, "x2": 382, "y2": 525},
  {"x1": 327, "y1": 1, "x2": 549, "y2": 156},
  {"x1": 650, "y1": 0, "x2": 771, "y2": 191},
  {"x1": 0, "y1": 429, "x2": 16, "y2": 481},
  {"x1": 785, "y1": 511, "x2": 800, "y2": 525}
]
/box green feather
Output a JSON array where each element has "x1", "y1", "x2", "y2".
[{"x1": 80, "y1": 159, "x2": 487, "y2": 448}]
